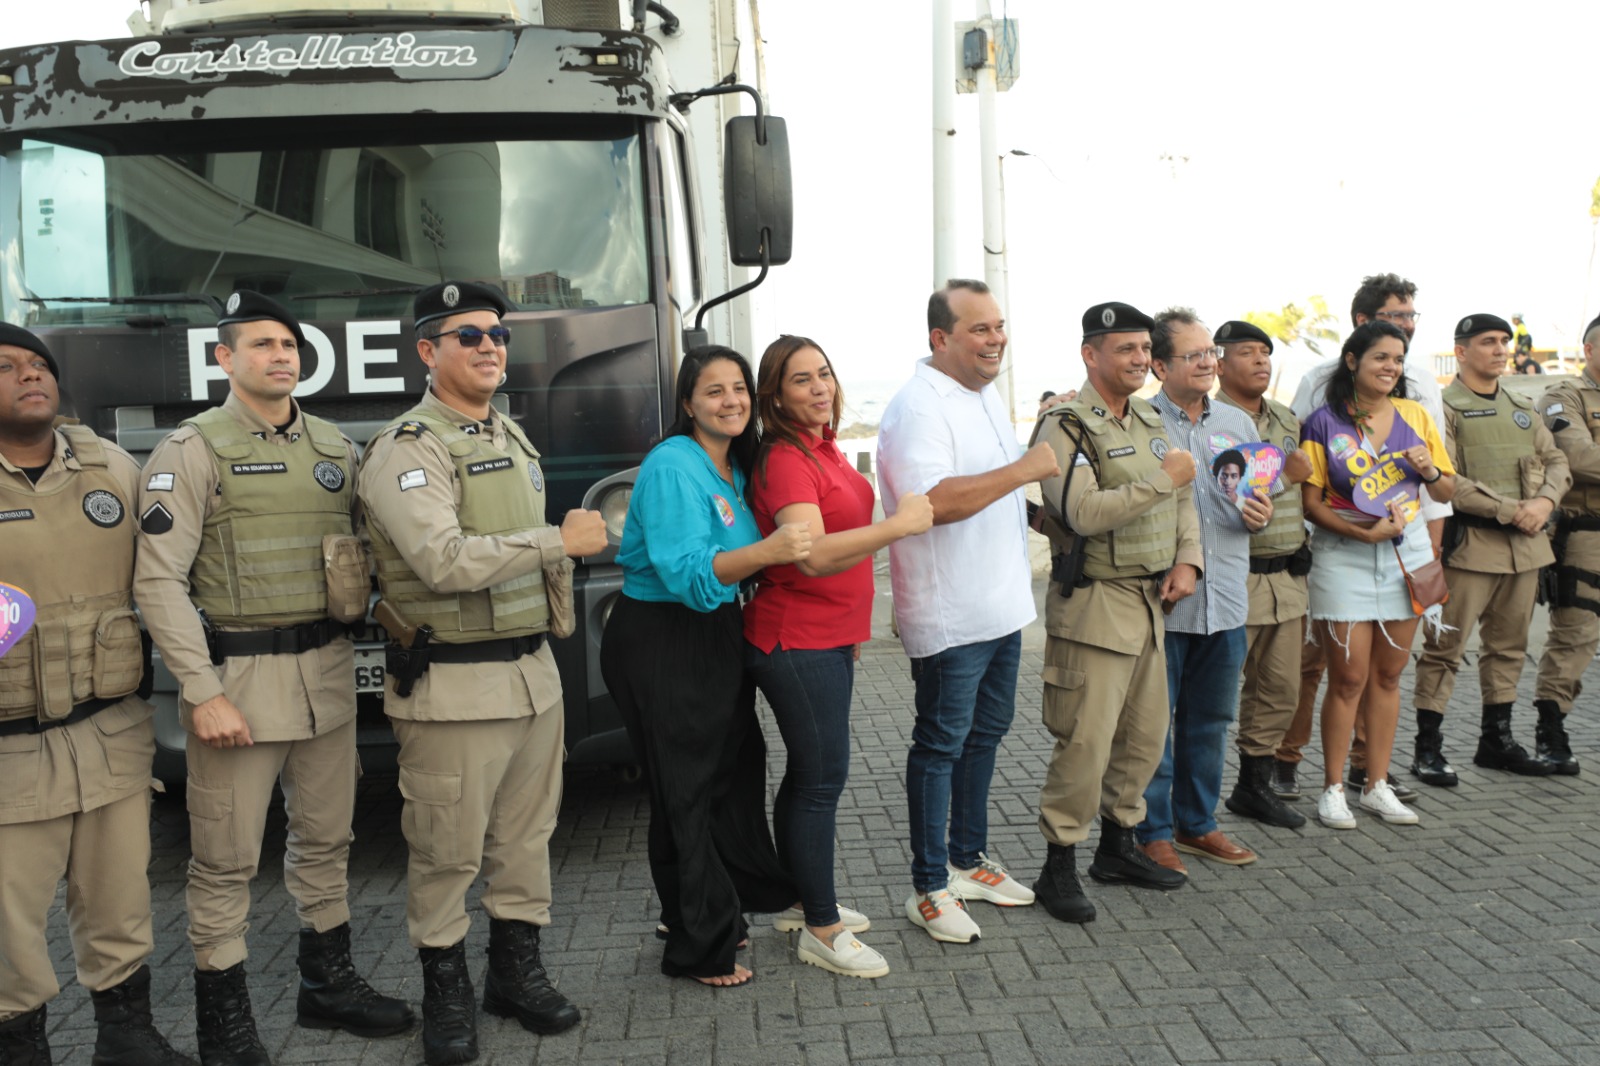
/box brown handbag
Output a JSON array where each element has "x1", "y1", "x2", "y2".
[{"x1": 1393, "y1": 543, "x2": 1449, "y2": 615}]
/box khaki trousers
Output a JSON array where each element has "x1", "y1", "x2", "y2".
[
  {"x1": 0, "y1": 790, "x2": 153, "y2": 1016},
  {"x1": 1038, "y1": 633, "x2": 1169, "y2": 846},
  {"x1": 1536, "y1": 604, "x2": 1600, "y2": 713},
  {"x1": 185, "y1": 720, "x2": 357, "y2": 971},
  {"x1": 1239, "y1": 616, "x2": 1303, "y2": 757},
  {"x1": 392, "y1": 709, "x2": 564, "y2": 949},
  {"x1": 1415, "y1": 568, "x2": 1538, "y2": 710}
]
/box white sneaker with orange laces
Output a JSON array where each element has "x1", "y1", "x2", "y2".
[
  {"x1": 946, "y1": 853, "x2": 1036, "y2": 906},
  {"x1": 905, "y1": 888, "x2": 981, "y2": 943}
]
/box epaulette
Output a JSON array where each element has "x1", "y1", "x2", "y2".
[{"x1": 394, "y1": 421, "x2": 428, "y2": 440}]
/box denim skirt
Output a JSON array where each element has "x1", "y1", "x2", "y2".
[{"x1": 1306, "y1": 518, "x2": 1431, "y2": 624}]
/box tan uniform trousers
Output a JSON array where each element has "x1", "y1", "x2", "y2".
[
  {"x1": 392, "y1": 708, "x2": 564, "y2": 949},
  {"x1": 185, "y1": 720, "x2": 357, "y2": 971},
  {"x1": 1415, "y1": 568, "x2": 1539, "y2": 710},
  {"x1": 1239, "y1": 617, "x2": 1303, "y2": 757},
  {"x1": 1536, "y1": 605, "x2": 1600, "y2": 712},
  {"x1": 1038, "y1": 633, "x2": 1169, "y2": 846},
  {"x1": 0, "y1": 789, "x2": 153, "y2": 1018}
]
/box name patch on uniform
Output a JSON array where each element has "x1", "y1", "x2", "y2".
[
  {"x1": 1460, "y1": 409, "x2": 1496, "y2": 418},
  {"x1": 0, "y1": 508, "x2": 35, "y2": 523},
  {"x1": 398, "y1": 469, "x2": 428, "y2": 491},
  {"x1": 146, "y1": 472, "x2": 174, "y2": 492},
  {"x1": 83, "y1": 490, "x2": 124, "y2": 528},
  {"x1": 140, "y1": 502, "x2": 174, "y2": 535},
  {"x1": 312, "y1": 461, "x2": 346, "y2": 492},
  {"x1": 231, "y1": 462, "x2": 288, "y2": 475},
  {"x1": 1106, "y1": 445, "x2": 1136, "y2": 459},
  {"x1": 465, "y1": 457, "x2": 513, "y2": 476}
]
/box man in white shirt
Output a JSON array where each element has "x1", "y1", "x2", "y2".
[
  {"x1": 1281, "y1": 273, "x2": 1447, "y2": 801},
  {"x1": 877, "y1": 279, "x2": 1058, "y2": 944}
]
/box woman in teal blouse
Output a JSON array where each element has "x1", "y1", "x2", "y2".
[{"x1": 600, "y1": 346, "x2": 811, "y2": 987}]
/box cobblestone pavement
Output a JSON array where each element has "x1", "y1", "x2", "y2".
[{"x1": 36, "y1": 587, "x2": 1600, "y2": 1065}]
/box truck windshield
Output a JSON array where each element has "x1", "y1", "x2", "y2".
[{"x1": 0, "y1": 132, "x2": 648, "y2": 327}]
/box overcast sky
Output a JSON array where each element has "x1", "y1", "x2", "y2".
[{"x1": 8, "y1": 1, "x2": 1600, "y2": 413}]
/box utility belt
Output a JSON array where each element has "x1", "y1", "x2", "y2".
[
  {"x1": 1539, "y1": 513, "x2": 1600, "y2": 614},
  {"x1": 1054, "y1": 563, "x2": 1166, "y2": 589},
  {"x1": 0, "y1": 696, "x2": 121, "y2": 738},
  {"x1": 203, "y1": 616, "x2": 353, "y2": 664},
  {"x1": 1249, "y1": 543, "x2": 1313, "y2": 577},
  {"x1": 1450, "y1": 512, "x2": 1505, "y2": 531},
  {"x1": 384, "y1": 631, "x2": 544, "y2": 697}
]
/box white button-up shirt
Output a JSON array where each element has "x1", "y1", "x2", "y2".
[{"x1": 877, "y1": 358, "x2": 1035, "y2": 659}]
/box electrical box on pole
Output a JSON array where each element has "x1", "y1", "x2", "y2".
[{"x1": 954, "y1": 18, "x2": 1019, "y2": 93}]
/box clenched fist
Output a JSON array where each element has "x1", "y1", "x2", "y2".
[
  {"x1": 1019, "y1": 441, "x2": 1062, "y2": 482},
  {"x1": 764, "y1": 521, "x2": 813, "y2": 565},
  {"x1": 1160, "y1": 448, "x2": 1196, "y2": 488},
  {"x1": 892, "y1": 492, "x2": 935, "y2": 536},
  {"x1": 1283, "y1": 448, "x2": 1313, "y2": 486},
  {"x1": 560, "y1": 508, "x2": 609, "y2": 558}
]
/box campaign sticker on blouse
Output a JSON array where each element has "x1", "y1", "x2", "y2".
[
  {"x1": 0, "y1": 582, "x2": 38, "y2": 659},
  {"x1": 712, "y1": 494, "x2": 736, "y2": 528}
]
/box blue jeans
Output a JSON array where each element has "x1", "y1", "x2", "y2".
[
  {"x1": 1138, "y1": 627, "x2": 1247, "y2": 843},
  {"x1": 906, "y1": 631, "x2": 1021, "y2": 892},
  {"x1": 746, "y1": 642, "x2": 854, "y2": 928}
]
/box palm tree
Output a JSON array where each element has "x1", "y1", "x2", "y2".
[{"x1": 1244, "y1": 297, "x2": 1341, "y2": 396}]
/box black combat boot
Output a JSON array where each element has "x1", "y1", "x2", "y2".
[
  {"x1": 1474, "y1": 702, "x2": 1556, "y2": 776},
  {"x1": 1087, "y1": 822, "x2": 1186, "y2": 891},
  {"x1": 1270, "y1": 759, "x2": 1301, "y2": 800},
  {"x1": 1225, "y1": 753, "x2": 1307, "y2": 828},
  {"x1": 193, "y1": 964, "x2": 269, "y2": 1066},
  {"x1": 0, "y1": 1005, "x2": 51, "y2": 1065},
  {"x1": 89, "y1": 965, "x2": 197, "y2": 1066},
  {"x1": 1032, "y1": 843, "x2": 1096, "y2": 924},
  {"x1": 418, "y1": 941, "x2": 477, "y2": 1066},
  {"x1": 295, "y1": 924, "x2": 414, "y2": 1038},
  {"x1": 1535, "y1": 699, "x2": 1581, "y2": 775},
  {"x1": 1411, "y1": 709, "x2": 1459, "y2": 787},
  {"x1": 482, "y1": 920, "x2": 580, "y2": 1036}
]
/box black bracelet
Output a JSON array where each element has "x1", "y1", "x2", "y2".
[{"x1": 1422, "y1": 469, "x2": 1442, "y2": 484}]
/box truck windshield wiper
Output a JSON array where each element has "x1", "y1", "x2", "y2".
[{"x1": 24, "y1": 293, "x2": 224, "y2": 313}]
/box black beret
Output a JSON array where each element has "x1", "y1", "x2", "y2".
[
  {"x1": 0, "y1": 323, "x2": 57, "y2": 378},
  {"x1": 1081, "y1": 301, "x2": 1154, "y2": 338},
  {"x1": 1454, "y1": 313, "x2": 1512, "y2": 341},
  {"x1": 1585, "y1": 314, "x2": 1600, "y2": 339},
  {"x1": 1214, "y1": 320, "x2": 1274, "y2": 352},
  {"x1": 413, "y1": 281, "x2": 514, "y2": 331},
  {"x1": 217, "y1": 289, "x2": 307, "y2": 349}
]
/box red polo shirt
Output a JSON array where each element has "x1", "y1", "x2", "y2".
[{"x1": 743, "y1": 429, "x2": 877, "y2": 652}]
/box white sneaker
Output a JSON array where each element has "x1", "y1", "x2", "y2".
[
  {"x1": 905, "y1": 889, "x2": 981, "y2": 943},
  {"x1": 947, "y1": 853, "x2": 1036, "y2": 907},
  {"x1": 1359, "y1": 779, "x2": 1421, "y2": 825},
  {"x1": 796, "y1": 927, "x2": 890, "y2": 979},
  {"x1": 1317, "y1": 783, "x2": 1358, "y2": 830},
  {"x1": 771, "y1": 903, "x2": 871, "y2": 934}
]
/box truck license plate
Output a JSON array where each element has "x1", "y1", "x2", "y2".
[{"x1": 354, "y1": 649, "x2": 386, "y2": 694}]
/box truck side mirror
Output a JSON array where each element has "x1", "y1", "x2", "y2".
[{"x1": 724, "y1": 115, "x2": 792, "y2": 267}]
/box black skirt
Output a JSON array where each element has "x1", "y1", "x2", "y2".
[{"x1": 600, "y1": 594, "x2": 795, "y2": 977}]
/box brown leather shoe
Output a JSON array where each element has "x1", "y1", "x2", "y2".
[
  {"x1": 1139, "y1": 839, "x2": 1188, "y2": 876},
  {"x1": 1174, "y1": 830, "x2": 1258, "y2": 866}
]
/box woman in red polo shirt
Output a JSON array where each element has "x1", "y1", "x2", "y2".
[{"x1": 745, "y1": 335, "x2": 933, "y2": 980}]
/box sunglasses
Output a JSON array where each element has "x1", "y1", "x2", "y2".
[{"x1": 426, "y1": 325, "x2": 511, "y2": 347}]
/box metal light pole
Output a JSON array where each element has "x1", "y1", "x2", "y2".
[
  {"x1": 974, "y1": 0, "x2": 1012, "y2": 419},
  {"x1": 932, "y1": 0, "x2": 957, "y2": 288}
]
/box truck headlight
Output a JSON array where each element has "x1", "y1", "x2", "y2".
[{"x1": 597, "y1": 483, "x2": 632, "y2": 542}]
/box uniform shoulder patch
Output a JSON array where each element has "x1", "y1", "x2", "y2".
[
  {"x1": 398, "y1": 469, "x2": 428, "y2": 491},
  {"x1": 140, "y1": 501, "x2": 174, "y2": 535},
  {"x1": 394, "y1": 421, "x2": 427, "y2": 440}
]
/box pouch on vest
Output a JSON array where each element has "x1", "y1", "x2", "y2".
[
  {"x1": 0, "y1": 629, "x2": 37, "y2": 716},
  {"x1": 1520, "y1": 454, "x2": 1545, "y2": 500},
  {"x1": 92, "y1": 608, "x2": 144, "y2": 700},
  {"x1": 323, "y1": 534, "x2": 371, "y2": 624},
  {"x1": 36, "y1": 620, "x2": 72, "y2": 721},
  {"x1": 543, "y1": 556, "x2": 575, "y2": 639}
]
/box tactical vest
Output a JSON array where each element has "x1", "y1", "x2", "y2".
[
  {"x1": 1551, "y1": 375, "x2": 1600, "y2": 516},
  {"x1": 0, "y1": 427, "x2": 143, "y2": 723},
  {"x1": 1443, "y1": 380, "x2": 1538, "y2": 500},
  {"x1": 1247, "y1": 396, "x2": 1306, "y2": 557},
  {"x1": 368, "y1": 410, "x2": 551, "y2": 643},
  {"x1": 184, "y1": 407, "x2": 354, "y2": 627},
  {"x1": 1065, "y1": 398, "x2": 1178, "y2": 578}
]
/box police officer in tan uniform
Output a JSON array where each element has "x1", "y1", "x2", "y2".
[
  {"x1": 1532, "y1": 313, "x2": 1600, "y2": 775},
  {"x1": 356, "y1": 281, "x2": 606, "y2": 1065},
  {"x1": 1212, "y1": 321, "x2": 1311, "y2": 829},
  {"x1": 1413, "y1": 314, "x2": 1568, "y2": 783},
  {"x1": 0, "y1": 327, "x2": 196, "y2": 1065},
  {"x1": 135, "y1": 292, "x2": 411, "y2": 1066},
  {"x1": 1030, "y1": 302, "x2": 1202, "y2": 924}
]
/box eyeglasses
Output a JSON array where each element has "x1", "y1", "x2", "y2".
[
  {"x1": 1166, "y1": 346, "x2": 1222, "y2": 365},
  {"x1": 426, "y1": 325, "x2": 511, "y2": 347},
  {"x1": 1375, "y1": 311, "x2": 1420, "y2": 324}
]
